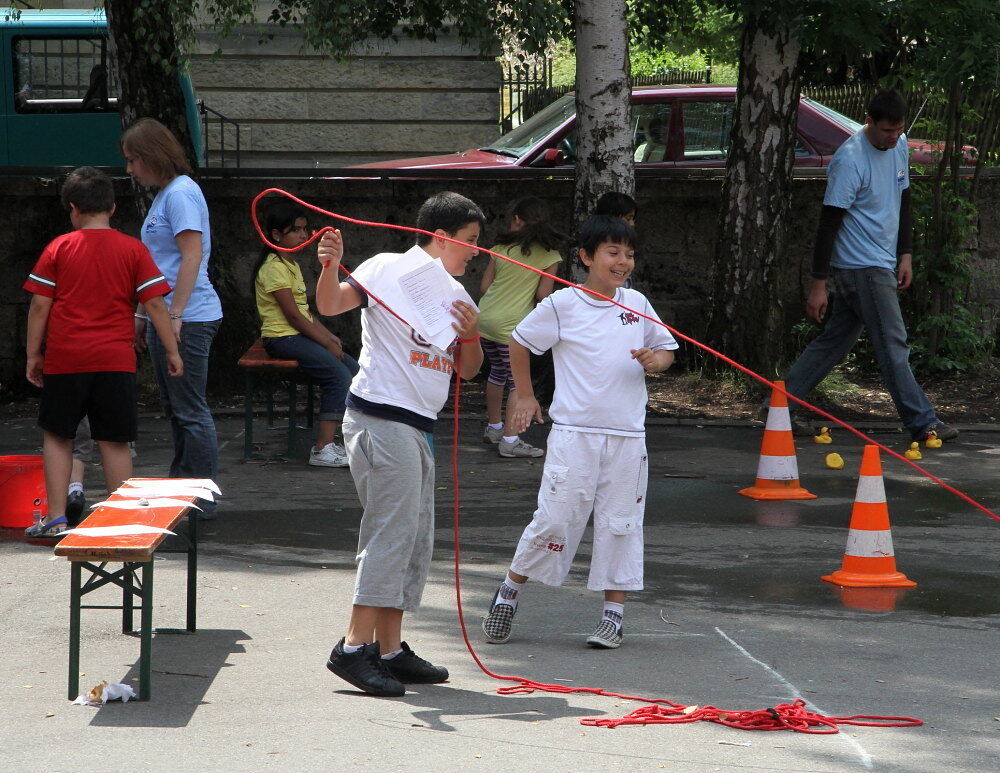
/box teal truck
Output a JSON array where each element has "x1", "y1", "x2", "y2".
[{"x1": 1, "y1": 8, "x2": 201, "y2": 166}]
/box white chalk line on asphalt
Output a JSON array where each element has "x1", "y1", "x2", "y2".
[
  {"x1": 217, "y1": 428, "x2": 245, "y2": 454},
  {"x1": 714, "y1": 627, "x2": 874, "y2": 771}
]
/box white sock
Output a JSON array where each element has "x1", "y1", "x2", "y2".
[
  {"x1": 381, "y1": 648, "x2": 403, "y2": 660},
  {"x1": 496, "y1": 576, "x2": 524, "y2": 609},
  {"x1": 602, "y1": 602, "x2": 625, "y2": 630},
  {"x1": 342, "y1": 641, "x2": 363, "y2": 654},
  {"x1": 488, "y1": 422, "x2": 503, "y2": 430},
  {"x1": 68, "y1": 482, "x2": 84, "y2": 495},
  {"x1": 501, "y1": 435, "x2": 519, "y2": 444}
]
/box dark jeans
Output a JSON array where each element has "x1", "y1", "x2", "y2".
[
  {"x1": 262, "y1": 335, "x2": 359, "y2": 420},
  {"x1": 782, "y1": 267, "x2": 937, "y2": 440},
  {"x1": 147, "y1": 319, "x2": 221, "y2": 514}
]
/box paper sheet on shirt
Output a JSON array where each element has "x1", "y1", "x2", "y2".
[
  {"x1": 63, "y1": 525, "x2": 177, "y2": 537},
  {"x1": 90, "y1": 497, "x2": 202, "y2": 511},
  {"x1": 381, "y1": 252, "x2": 476, "y2": 351}
]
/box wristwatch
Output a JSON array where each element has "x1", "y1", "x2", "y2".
[{"x1": 168, "y1": 313, "x2": 182, "y2": 320}]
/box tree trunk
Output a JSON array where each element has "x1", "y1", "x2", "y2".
[
  {"x1": 573, "y1": 0, "x2": 633, "y2": 243},
  {"x1": 706, "y1": 15, "x2": 802, "y2": 375},
  {"x1": 105, "y1": 0, "x2": 195, "y2": 166}
]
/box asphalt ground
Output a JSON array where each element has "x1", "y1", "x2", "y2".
[{"x1": 2, "y1": 410, "x2": 998, "y2": 771}]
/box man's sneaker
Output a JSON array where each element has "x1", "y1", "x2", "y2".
[
  {"x1": 922, "y1": 422, "x2": 959, "y2": 442},
  {"x1": 383, "y1": 642, "x2": 449, "y2": 683},
  {"x1": 483, "y1": 424, "x2": 503, "y2": 444},
  {"x1": 326, "y1": 638, "x2": 405, "y2": 697},
  {"x1": 586, "y1": 620, "x2": 623, "y2": 649},
  {"x1": 310, "y1": 442, "x2": 349, "y2": 467},
  {"x1": 65, "y1": 490, "x2": 87, "y2": 527},
  {"x1": 498, "y1": 437, "x2": 544, "y2": 458},
  {"x1": 482, "y1": 588, "x2": 516, "y2": 644}
]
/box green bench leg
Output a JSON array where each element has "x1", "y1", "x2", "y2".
[
  {"x1": 244, "y1": 371, "x2": 255, "y2": 460},
  {"x1": 68, "y1": 561, "x2": 82, "y2": 701},
  {"x1": 122, "y1": 563, "x2": 134, "y2": 633},
  {"x1": 139, "y1": 561, "x2": 154, "y2": 701},
  {"x1": 287, "y1": 380, "x2": 298, "y2": 458}
]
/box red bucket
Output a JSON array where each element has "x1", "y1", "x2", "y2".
[{"x1": 0, "y1": 455, "x2": 48, "y2": 529}]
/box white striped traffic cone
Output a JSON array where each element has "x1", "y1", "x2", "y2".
[
  {"x1": 821, "y1": 444, "x2": 916, "y2": 588},
  {"x1": 739, "y1": 381, "x2": 816, "y2": 500}
]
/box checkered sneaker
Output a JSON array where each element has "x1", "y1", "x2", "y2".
[
  {"x1": 482, "y1": 601, "x2": 516, "y2": 644},
  {"x1": 586, "y1": 619, "x2": 623, "y2": 649}
]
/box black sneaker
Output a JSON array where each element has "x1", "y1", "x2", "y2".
[
  {"x1": 922, "y1": 422, "x2": 959, "y2": 442},
  {"x1": 65, "y1": 490, "x2": 87, "y2": 527},
  {"x1": 382, "y1": 642, "x2": 449, "y2": 684},
  {"x1": 326, "y1": 638, "x2": 405, "y2": 697}
]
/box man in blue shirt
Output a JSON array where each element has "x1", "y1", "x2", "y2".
[{"x1": 781, "y1": 90, "x2": 957, "y2": 443}]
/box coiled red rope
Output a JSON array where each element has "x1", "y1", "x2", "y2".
[{"x1": 251, "y1": 188, "x2": 931, "y2": 733}]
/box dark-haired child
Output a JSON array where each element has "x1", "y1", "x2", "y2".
[
  {"x1": 482, "y1": 215, "x2": 677, "y2": 649},
  {"x1": 315, "y1": 191, "x2": 485, "y2": 697},
  {"x1": 479, "y1": 196, "x2": 566, "y2": 458},
  {"x1": 24, "y1": 166, "x2": 182, "y2": 537},
  {"x1": 594, "y1": 191, "x2": 637, "y2": 226},
  {"x1": 254, "y1": 199, "x2": 359, "y2": 466}
]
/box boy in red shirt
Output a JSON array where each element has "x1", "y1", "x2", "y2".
[{"x1": 23, "y1": 167, "x2": 183, "y2": 537}]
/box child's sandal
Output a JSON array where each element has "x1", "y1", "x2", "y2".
[{"x1": 24, "y1": 515, "x2": 69, "y2": 539}]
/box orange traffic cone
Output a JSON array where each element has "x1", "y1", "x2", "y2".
[
  {"x1": 821, "y1": 445, "x2": 916, "y2": 588},
  {"x1": 739, "y1": 381, "x2": 815, "y2": 500}
]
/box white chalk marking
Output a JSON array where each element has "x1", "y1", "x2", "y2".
[
  {"x1": 218, "y1": 428, "x2": 245, "y2": 454},
  {"x1": 714, "y1": 627, "x2": 874, "y2": 770}
]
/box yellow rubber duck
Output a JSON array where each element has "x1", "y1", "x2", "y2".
[
  {"x1": 825, "y1": 452, "x2": 844, "y2": 469},
  {"x1": 814, "y1": 427, "x2": 833, "y2": 444},
  {"x1": 904, "y1": 442, "x2": 922, "y2": 460},
  {"x1": 925, "y1": 431, "x2": 943, "y2": 449}
]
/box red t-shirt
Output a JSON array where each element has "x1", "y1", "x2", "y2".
[{"x1": 23, "y1": 229, "x2": 171, "y2": 374}]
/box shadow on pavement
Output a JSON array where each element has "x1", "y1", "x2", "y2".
[{"x1": 88, "y1": 629, "x2": 251, "y2": 728}]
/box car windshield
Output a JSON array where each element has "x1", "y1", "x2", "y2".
[
  {"x1": 480, "y1": 95, "x2": 576, "y2": 158},
  {"x1": 805, "y1": 98, "x2": 863, "y2": 132}
]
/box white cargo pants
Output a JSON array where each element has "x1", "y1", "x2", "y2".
[{"x1": 510, "y1": 428, "x2": 648, "y2": 590}]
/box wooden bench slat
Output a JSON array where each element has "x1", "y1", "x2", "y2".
[
  {"x1": 238, "y1": 339, "x2": 299, "y2": 370},
  {"x1": 55, "y1": 478, "x2": 199, "y2": 561}
]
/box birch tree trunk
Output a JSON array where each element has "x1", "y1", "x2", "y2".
[
  {"x1": 706, "y1": 15, "x2": 802, "y2": 375},
  {"x1": 105, "y1": 0, "x2": 195, "y2": 165},
  {"x1": 573, "y1": 0, "x2": 633, "y2": 234}
]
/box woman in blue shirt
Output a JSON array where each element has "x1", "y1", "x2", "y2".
[{"x1": 122, "y1": 118, "x2": 223, "y2": 517}]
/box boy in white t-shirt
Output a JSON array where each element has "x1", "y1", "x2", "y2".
[
  {"x1": 314, "y1": 192, "x2": 485, "y2": 697},
  {"x1": 482, "y1": 215, "x2": 677, "y2": 649}
]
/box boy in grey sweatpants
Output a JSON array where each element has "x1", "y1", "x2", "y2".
[{"x1": 314, "y1": 192, "x2": 486, "y2": 696}]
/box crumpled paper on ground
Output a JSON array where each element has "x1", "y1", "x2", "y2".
[{"x1": 72, "y1": 681, "x2": 136, "y2": 706}]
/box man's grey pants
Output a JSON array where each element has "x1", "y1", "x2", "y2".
[{"x1": 342, "y1": 408, "x2": 435, "y2": 611}]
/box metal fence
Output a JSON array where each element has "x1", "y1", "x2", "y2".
[{"x1": 500, "y1": 65, "x2": 712, "y2": 132}]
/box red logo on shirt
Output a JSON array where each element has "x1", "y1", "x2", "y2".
[
  {"x1": 408, "y1": 350, "x2": 454, "y2": 375},
  {"x1": 619, "y1": 311, "x2": 640, "y2": 326}
]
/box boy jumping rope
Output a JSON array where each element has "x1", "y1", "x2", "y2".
[
  {"x1": 23, "y1": 167, "x2": 182, "y2": 538},
  {"x1": 482, "y1": 215, "x2": 677, "y2": 648},
  {"x1": 315, "y1": 192, "x2": 485, "y2": 696}
]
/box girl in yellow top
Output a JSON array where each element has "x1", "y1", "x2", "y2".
[
  {"x1": 479, "y1": 196, "x2": 566, "y2": 458},
  {"x1": 254, "y1": 200, "x2": 359, "y2": 467}
]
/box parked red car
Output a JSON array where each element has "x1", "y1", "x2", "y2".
[{"x1": 353, "y1": 85, "x2": 937, "y2": 170}]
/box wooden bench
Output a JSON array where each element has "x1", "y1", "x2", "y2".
[
  {"x1": 54, "y1": 479, "x2": 203, "y2": 701},
  {"x1": 237, "y1": 339, "x2": 315, "y2": 460}
]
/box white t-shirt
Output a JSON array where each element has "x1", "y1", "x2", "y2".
[
  {"x1": 347, "y1": 245, "x2": 459, "y2": 419},
  {"x1": 512, "y1": 287, "x2": 678, "y2": 437}
]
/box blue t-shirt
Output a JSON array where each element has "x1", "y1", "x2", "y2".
[
  {"x1": 824, "y1": 129, "x2": 909, "y2": 271},
  {"x1": 142, "y1": 175, "x2": 222, "y2": 321}
]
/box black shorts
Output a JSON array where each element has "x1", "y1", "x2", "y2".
[{"x1": 38, "y1": 371, "x2": 138, "y2": 443}]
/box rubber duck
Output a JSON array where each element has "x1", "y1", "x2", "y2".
[
  {"x1": 814, "y1": 427, "x2": 833, "y2": 444},
  {"x1": 904, "y1": 442, "x2": 922, "y2": 460},
  {"x1": 825, "y1": 452, "x2": 844, "y2": 470},
  {"x1": 925, "y1": 431, "x2": 943, "y2": 449}
]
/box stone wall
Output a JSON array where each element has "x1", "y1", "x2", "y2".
[
  {"x1": 1, "y1": 173, "x2": 998, "y2": 398},
  {"x1": 189, "y1": 28, "x2": 501, "y2": 168}
]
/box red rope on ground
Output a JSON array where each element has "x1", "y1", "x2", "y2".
[{"x1": 251, "y1": 189, "x2": 931, "y2": 733}]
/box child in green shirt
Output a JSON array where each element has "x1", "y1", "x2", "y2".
[{"x1": 478, "y1": 196, "x2": 566, "y2": 458}]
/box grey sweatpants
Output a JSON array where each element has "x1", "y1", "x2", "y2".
[{"x1": 343, "y1": 408, "x2": 435, "y2": 611}]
